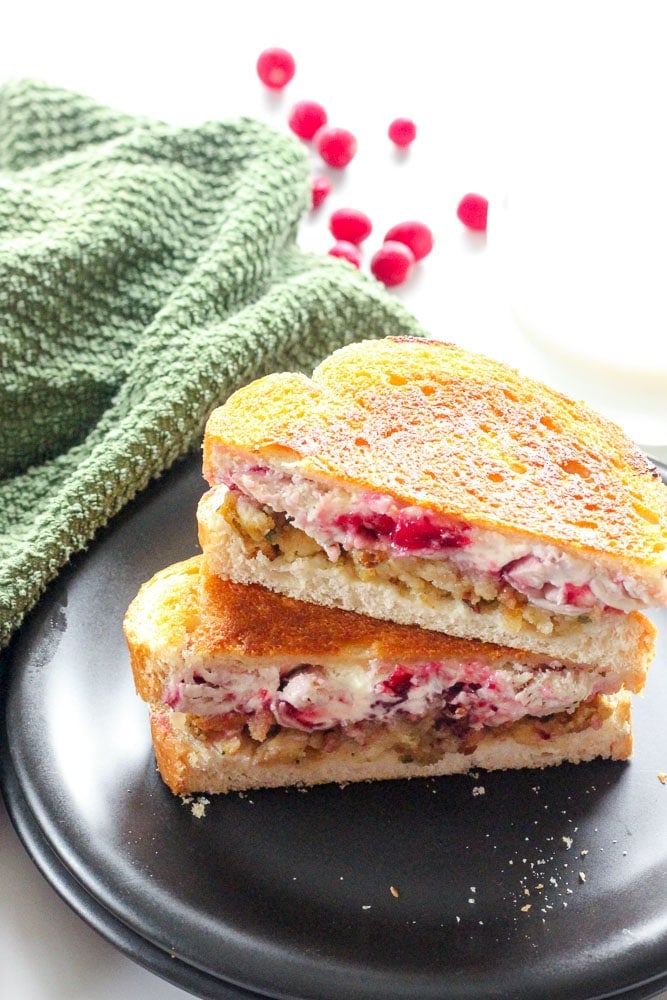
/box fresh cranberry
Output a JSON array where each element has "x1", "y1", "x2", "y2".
[
  {"x1": 392, "y1": 513, "x2": 470, "y2": 551},
  {"x1": 388, "y1": 117, "x2": 417, "y2": 148},
  {"x1": 328, "y1": 241, "x2": 362, "y2": 268},
  {"x1": 311, "y1": 175, "x2": 332, "y2": 209},
  {"x1": 329, "y1": 208, "x2": 373, "y2": 245},
  {"x1": 288, "y1": 100, "x2": 328, "y2": 139},
  {"x1": 335, "y1": 511, "x2": 395, "y2": 541},
  {"x1": 380, "y1": 665, "x2": 413, "y2": 699},
  {"x1": 370, "y1": 241, "x2": 415, "y2": 287},
  {"x1": 315, "y1": 126, "x2": 358, "y2": 168},
  {"x1": 456, "y1": 193, "x2": 488, "y2": 231},
  {"x1": 384, "y1": 221, "x2": 434, "y2": 261},
  {"x1": 256, "y1": 48, "x2": 296, "y2": 90}
]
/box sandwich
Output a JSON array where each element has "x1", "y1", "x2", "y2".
[
  {"x1": 198, "y1": 336, "x2": 667, "y2": 665},
  {"x1": 123, "y1": 556, "x2": 647, "y2": 795}
]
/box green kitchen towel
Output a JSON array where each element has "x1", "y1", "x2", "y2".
[{"x1": 0, "y1": 79, "x2": 424, "y2": 650}]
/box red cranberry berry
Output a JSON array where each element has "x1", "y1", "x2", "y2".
[
  {"x1": 256, "y1": 48, "x2": 296, "y2": 90},
  {"x1": 310, "y1": 176, "x2": 332, "y2": 210},
  {"x1": 384, "y1": 221, "x2": 434, "y2": 261},
  {"x1": 315, "y1": 126, "x2": 358, "y2": 169},
  {"x1": 328, "y1": 241, "x2": 362, "y2": 268},
  {"x1": 370, "y1": 241, "x2": 415, "y2": 287},
  {"x1": 457, "y1": 193, "x2": 489, "y2": 231},
  {"x1": 329, "y1": 208, "x2": 373, "y2": 245},
  {"x1": 288, "y1": 100, "x2": 328, "y2": 140},
  {"x1": 388, "y1": 117, "x2": 417, "y2": 148}
]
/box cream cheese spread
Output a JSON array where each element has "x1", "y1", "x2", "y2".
[{"x1": 165, "y1": 654, "x2": 619, "y2": 734}]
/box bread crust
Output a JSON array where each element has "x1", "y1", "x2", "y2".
[
  {"x1": 203, "y1": 337, "x2": 667, "y2": 575},
  {"x1": 149, "y1": 691, "x2": 633, "y2": 795}
]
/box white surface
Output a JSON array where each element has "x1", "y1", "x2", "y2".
[{"x1": 1, "y1": 2, "x2": 666, "y2": 998}]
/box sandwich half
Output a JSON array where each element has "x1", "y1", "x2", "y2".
[
  {"x1": 124, "y1": 557, "x2": 645, "y2": 795},
  {"x1": 199, "y1": 336, "x2": 667, "y2": 663}
]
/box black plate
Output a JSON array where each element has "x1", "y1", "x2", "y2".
[{"x1": 1, "y1": 454, "x2": 667, "y2": 1000}]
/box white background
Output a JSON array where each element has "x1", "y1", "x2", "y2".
[{"x1": 1, "y1": 2, "x2": 666, "y2": 998}]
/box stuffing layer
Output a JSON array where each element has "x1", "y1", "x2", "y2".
[
  {"x1": 219, "y1": 488, "x2": 602, "y2": 636},
  {"x1": 213, "y1": 460, "x2": 665, "y2": 614},
  {"x1": 172, "y1": 698, "x2": 613, "y2": 770}
]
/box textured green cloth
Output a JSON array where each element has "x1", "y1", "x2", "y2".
[{"x1": 0, "y1": 79, "x2": 423, "y2": 650}]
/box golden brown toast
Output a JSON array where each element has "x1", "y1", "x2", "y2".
[{"x1": 203, "y1": 337, "x2": 667, "y2": 577}]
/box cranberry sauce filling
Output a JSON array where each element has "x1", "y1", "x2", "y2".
[
  {"x1": 273, "y1": 698, "x2": 331, "y2": 731},
  {"x1": 170, "y1": 655, "x2": 598, "y2": 739},
  {"x1": 562, "y1": 583, "x2": 597, "y2": 608},
  {"x1": 335, "y1": 511, "x2": 395, "y2": 543},
  {"x1": 218, "y1": 459, "x2": 472, "y2": 557},
  {"x1": 377, "y1": 664, "x2": 413, "y2": 699},
  {"x1": 334, "y1": 509, "x2": 471, "y2": 553}
]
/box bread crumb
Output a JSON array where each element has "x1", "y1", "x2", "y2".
[
  {"x1": 472, "y1": 786, "x2": 485, "y2": 797},
  {"x1": 190, "y1": 796, "x2": 210, "y2": 819},
  {"x1": 580, "y1": 849, "x2": 589, "y2": 857},
  {"x1": 658, "y1": 772, "x2": 666, "y2": 785},
  {"x1": 362, "y1": 905, "x2": 372, "y2": 910},
  {"x1": 390, "y1": 886, "x2": 399, "y2": 898},
  {"x1": 579, "y1": 871, "x2": 586, "y2": 883},
  {"x1": 520, "y1": 904, "x2": 531, "y2": 912},
  {"x1": 562, "y1": 836, "x2": 573, "y2": 849}
]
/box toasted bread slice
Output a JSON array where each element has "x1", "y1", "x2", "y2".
[
  {"x1": 203, "y1": 337, "x2": 667, "y2": 614},
  {"x1": 197, "y1": 489, "x2": 657, "y2": 670},
  {"x1": 124, "y1": 558, "x2": 641, "y2": 795}
]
